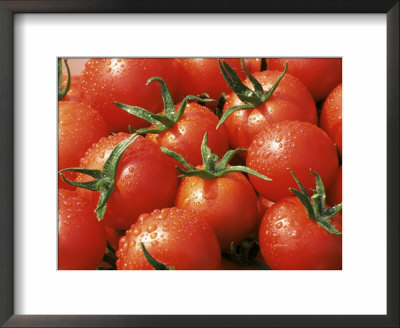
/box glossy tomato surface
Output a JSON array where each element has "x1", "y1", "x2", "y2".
[
  {"x1": 80, "y1": 58, "x2": 180, "y2": 132},
  {"x1": 58, "y1": 189, "x2": 107, "y2": 270},
  {"x1": 267, "y1": 58, "x2": 342, "y2": 101},
  {"x1": 147, "y1": 102, "x2": 229, "y2": 166},
  {"x1": 246, "y1": 120, "x2": 338, "y2": 202},
  {"x1": 320, "y1": 83, "x2": 342, "y2": 155},
  {"x1": 175, "y1": 58, "x2": 246, "y2": 108},
  {"x1": 58, "y1": 100, "x2": 109, "y2": 189},
  {"x1": 116, "y1": 207, "x2": 221, "y2": 270},
  {"x1": 175, "y1": 170, "x2": 258, "y2": 251},
  {"x1": 222, "y1": 70, "x2": 317, "y2": 152},
  {"x1": 243, "y1": 58, "x2": 265, "y2": 73},
  {"x1": 259, "y1": 196, "x2": 342, "y2": 270},
  {"x1": 77, "y1": 133, "x2": 179, "y2": 230},
  {"x1": 61, "y1": 74, "x2": 82, "y2": 103}
]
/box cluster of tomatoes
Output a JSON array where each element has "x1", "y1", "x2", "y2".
[{"x1": 58, "y1": 58, "x2": 342, "y2": 270}]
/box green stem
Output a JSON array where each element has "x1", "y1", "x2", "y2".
[
  {"x1": 161, "y1": 133, "x2": 271, "y2": 181},
  {"x1": 58, "y1": 58, "x2": 71, "y2": 100},
  {"x1": 59, "y1": 133, "x2": 140, "y2": 221},
  {"x1": 113, "y1": 77, "x2": 215, "y2": 135},
  {"x1": 289, "y1": 169, "x2": 342, "y2": 236},
  {"x1": 216, "y1": 59, "x2": 287, "y2": 128}
]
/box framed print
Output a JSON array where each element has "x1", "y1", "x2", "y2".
[{"x1": 1, "y1": 1, "x2": 398, "y2": 327}]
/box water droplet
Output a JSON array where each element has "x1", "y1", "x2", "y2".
[
  {"x1": 146, "y1": 225, "x2": 157, "y2": 233},
  {"x1": 276, "y1": 222, "x2": 283, "y2": 229},
  {"x1": 275, "y1": 134, "x2": 283, "y2": 143}
]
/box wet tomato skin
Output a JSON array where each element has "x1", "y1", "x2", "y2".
[
  {"x1": 61, "y1": 74, "x2": 82, "y2": 103},
  {"x1": 267, "y1": 58, "x2": 342, "y2": 101},
  {"x1": 320, "y1": 83, "x2": 342, "y2": 155},
  {"x1": 58, "y1": 100, "x2": 109, "y2": 189},
  {"x1": 146, "y1": 102, "x2": 229, "y2": 166},
  {"x1": 175, "y1": 58, "x2": 246, "y2": 109},
  {"x1": 58, "y1": 189, "x2": 107, "y2": 270},
  {"x1": 175, "y1": 169, "x2": 258, "y2": 251},
  {"x1": 259, "y1": 196, "x2": 342, "y2": 270},
  {"x1": 222, "y1": 70, "x2": 317, "y2": 152},
  {"x1": 246, "y1": 120, "x2": 338, "y2": 202},
  {"x1": 80, "y1": 58, "x2": 180, "y2": 132},
  {"x1": 116, "y1": 207, "x2": 221, "y2": 270},
  {"x1": 77, "y1": 133, "x2": 179, "y2": 230}
]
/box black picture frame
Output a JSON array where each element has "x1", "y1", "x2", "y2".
[{"x1": 0, "y1": 1, "x2": 398, "y2": 327}]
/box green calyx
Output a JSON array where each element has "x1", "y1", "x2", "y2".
[
  {"x1": 216, "y1": 59, "x2": 288, "y2": 128},
  {"x1": 141, "y1": 243, "x2": 175, "y2": 270},
  {"x1": 59, "y1": 133, "x2": 140, "y2": 221},
  {"x1": 58, "y1": 58, "x2": 71, "y2": 100},
  {"x1": 161, "y1": 132, "x2": 271, "y2": 181},
  {"x1": 113, "y1": 77, "x2": 215, "y2": 135},
  {"x1": 289, "y1": 169, "x2": 342, "y2": 236}
]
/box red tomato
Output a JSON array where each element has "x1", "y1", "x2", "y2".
[
  {"x1": 243, "y1": 58, "x2": 266, "y2": 73},
  {"x1": 80, "y1": 58, "x2": 180, "y2": 132},
  {"x1": 175, "y1": 168, "x2": 258, "y2": 251},
  {"x1": 175, "y1": 58, "x2": 246, "y2": 108},
  {"x1": 116, "y1": 207, "x2": 221, "y2": 270},
  {"x1": 267, "y1": 58, "x2": 342, "y2": 101},
  {"x1": 61, "y1": 74, "x2": 82, "y2": 103},
  {"x1": 326, "y1": 166, "x2": 342, "y2": 206},
  {"x1": 320, "y1": 83, "x2": 342, "y2": 155},
  {"x1": 259, "y1": 196, "x2": 342, "y2": 270},
  {"x1": 76, "y1": 133, "x2": 178, "y2": 230},
  {"x1": 222, "y1": 70, "x2": 317, "y2": 152},
  {"x1": 246, "y1": 120, "x2": 338, "y2": 202},
  {"x1": 58, "y1": 189, "x2": 106, "y2": 270},
  {"x1": 58, "y1": 100, "x2": 109, "y2": 189},
  {"x1": 146, "y1": 102, "x2": 229, "y2": 166}
]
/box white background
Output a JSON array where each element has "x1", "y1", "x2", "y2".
[{"x1": 14, "y1": 14, "x2": 387, "y2": 315}]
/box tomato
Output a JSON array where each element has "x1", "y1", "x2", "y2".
[
  {"x1": 58, "y1": 189, "x2": 106, "y2": 270},
  {"x1": 267, "y1": 58, "x2": 342, "y2": 101},
  {"x1": 146, "y1": 102, "x2": 229, "y2": 166},
  {"x1": 246, "y1": 120, "x2": 338, "y2": 202},
  {"x1": 259, "y1": 196, "x2": 342, "y2": 270},
  {"x1": 75, "y1": 133, "x2": 179, "y2": 230},
  {"x1": 58, "y1": 100, "x2": 109, "y2": 189},
  {"x1": 221, "y1": 69, "x2": 317, "y2": 152},
  {"x1": 175, "y1": 168, "x2": 259, "y2": 251},
  {"x1": 116, "y1": 207, "x2": 221, "y2": 270},
  {"x1": 61, "y1": 74, "x2": 81, "y2": 103},
  {"x1": 320, "y1": 83, "x2": 342, "y2": 155},
  {"x1": 243, "y1": 58, "x2": 266, "y2": 73},
  {"x1": 326, "y1": 166, "x2": 342, "y2": 206},
  {"x1": 175, "y1": 58, "x2": 246, "y2": 108},
  {"x1": 80, "y1": 58, "x2": 180, "y2": 132}
]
